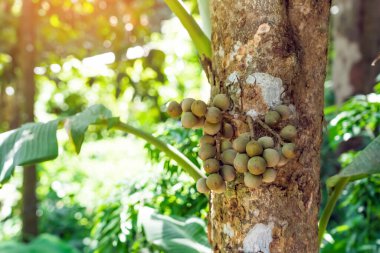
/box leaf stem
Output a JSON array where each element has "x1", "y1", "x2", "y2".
[
  {"x1": 110, "y1": 121, "x2": 205, "y2": 181},
  {"x1": 318, "y1": 177, "x2": 350, "y2": 245},
  {"x1": 197, "y1": 0, "x2": 211, "y2": 39},
  {"x1": 164, "y1": 0, "x2": 212, "y2": 58}
]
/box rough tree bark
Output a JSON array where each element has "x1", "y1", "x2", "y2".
[
  {"x1": 14, "y1": 0, "x2": 38, "y2": 241},
  {"x1": 333, "y1": 0, "x2": 380, "y2": 104},
  {"x1": 208, "y1": 1, "x2": 330, "y2": 252}
]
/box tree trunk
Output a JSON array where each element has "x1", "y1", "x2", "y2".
[
  {"x1": 15, "y1": 0, "x2": 38, "y2": 241},
  {"x1": 333, "y1": 0, "x2": 380, "y2": 104},
  {"x1": 208, "y1": 1, "x2": 330, "y2": 252}
]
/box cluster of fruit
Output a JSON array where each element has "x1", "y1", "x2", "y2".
[{"x1": 166, "y1": 94, "x2": 297, "y2": 194}]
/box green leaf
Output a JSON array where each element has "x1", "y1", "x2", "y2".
[
  {"x1": 197, "y1": 0, "x2": 211, "y2": 39},
  {"x1": 65, "y1": 104, "x2": 113, "y2": 153},
  {"x1": 0, "y1": 241, "x2": 29, "y2": 253},
  {"x1": 29, "y1": 234, "x2": 80, "y2": 253},
  {"x1": 0, "y1": 120, "x2": 59, "y2": 183},
  {"x1": 0, "y1": 104, "x2": 204, "y2": 184},
  {"x1": 0, "y1": 234, "x2": 79, "y2": 253},
  {"x1": 326, "y1": 135, "x2": 380, "y2": 189},
  {"x1": 139, "y1": 207, "x2": 211, "y2": 253}
]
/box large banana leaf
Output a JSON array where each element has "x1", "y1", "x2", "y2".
[
  {"x1": 326, "y1": 135, "x2": 380, "y2": 189},
  {"x1": 0, "y1": 121, "x2": 59, "y2": 182},
  {"x1": 139, "y1": 207, "x2": 211, "y2": 253}
]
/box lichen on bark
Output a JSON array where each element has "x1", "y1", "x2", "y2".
[{"x1": 208, "y1": 0, "x2": 330, "y2": 252}]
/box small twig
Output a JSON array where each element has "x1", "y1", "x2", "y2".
[
  {"x1": 247, "y1": 116, "x2": 255, "y2": 138},
  {"x1": 215, "y1": 132, "x2": 222, "y2": 160},
  {"x1": 255, "y1": 117, "x2": 284, "y2": 145},
  {"x1": 371, "y1": 53, "x2": 380, "y2": 66},
  {"x1": 236, "y1": 76, "x2": 244, "y2": 111}
]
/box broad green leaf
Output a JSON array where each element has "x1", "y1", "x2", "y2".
[
  {"x1": 65, "y1": 104, "x2": 113, "y2": 153},
  {"x1": 0, "y1": 241, "x2": 29, "y2": 253},
  {"x1": 29, "y1": 234, "x2": 80, "y2": 253},
  {"x1": 0, "y1": 234, "x2": 79, "y2": 253},
  {"x1": 327, "y1": 135, "x2": 380, "y2": 189},
  {"x1": 0, "y1": 120, "x2": 59, "y2": 183},
  {"x1": 139, "y1": 207, "x2": 211, "y2": 253},
  {"x1": 0, "y1": 104, "x2": 203, "y2": 184}
]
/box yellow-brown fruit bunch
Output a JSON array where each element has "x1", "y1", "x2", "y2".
[
  {"x1": 280, "y1": 125, "x2": 297, "y2": 141},
  {"x1": 212, "y1": 94, "x2": 230, "y2": 111},
  {"x1": 264, "y1": 110, "x2": 281, "y2": 126},
  {"x1": 233, "y1": 153, "x2": 249, "y2": 173},
  {"x1": 166, "y1": 101, "x2": 182, "y2": 118},
  {"x1": 198, "y1": 143, "x2": 216, "y2": 161},
  {"x1": 196, "y1": 178, "x2": 210, "y2": 194},
  {"x1": 206, "y1": 173, "x2": 225, "y2": 193},
  {"x1": 274, "y1": 104, "x2": 292, "y2": 120}
]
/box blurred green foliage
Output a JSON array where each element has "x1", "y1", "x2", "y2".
[
  {"x1": 1, "y1": 0, "x2": 380, "y2": 252},
  {"x1": 321, "y1": 83, "x2": 380, "y2": 252}
]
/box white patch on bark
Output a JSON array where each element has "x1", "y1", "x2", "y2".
[
  {"x1": 246, "y1": 109, "x2": 259, "y2": 119},
  {"x1": 253, "y1": 210, "x2": 260, "y2": 217},
  {"x1": 243, "y1": 222, "x2": 274, "y2": 253},
  {"x1": 247, "y1": 73, "x2": 284, "y2": 107},
  {"x1": 218, "y1": 46, "x2": 225, "y2": 57},
  {"x1": 253, "y1": 23, "x2": 270, "y2": 48},
  {"x1": 226, "y1": 71, "x2": 239, "y2": 86},
  {"x1": 246, "y1": 75, "x2": 255, "y2": 84},
  {"x1": 245, "y1": 54, "x2": 253, "y2": 65},
  {"x1": 229, "y1": 41, "x2": 242, "y2": 62},
  {"x1": 257, "y1": 23, "x2": 270, "y2": 34},
  {"x1": 223, "y1": 223, "x2": 235, "y2": 238}
]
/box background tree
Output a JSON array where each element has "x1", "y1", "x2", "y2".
[
  {"x1": 15, "y1": 0, "x2": 38, "y2": 241},
  {"x1": 332, "y1": 0, "x2": 380, "y2": 104}
]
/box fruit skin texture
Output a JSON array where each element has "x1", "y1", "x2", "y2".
[
  {"x1": 181, "y1": 98, "x2": 195, "y2": 112},
  {"x1": 200, "y1": 135, "x2": 215, "y2": 146},
  {"x1": 244, "y1": 173, "x2": 262, "y2": 188},
  {"x1": 233, "y1": 153, "x2": 249, "y2": 173},
  {"x1": 196, "y1": 178, "x2": 210, "y2": 193},
  {"x1": 232, "y1": 136, "x2": 250, "y2": 153},
  {"x1": 262, "y1": 168, "x2": 277, "y2": 183},
  {"x1": 191, "y1": 100, "x2": 207, "y2": 117},
  {"x1": 258, "y1": 136, "x2": 275, "y2": 149},
  {"x1": 199, "y1": 144, "x2": 216, "y2": 160},
  {"x1": 280, "y1": 125, "x2": 297, "y2": 141},
  {"x1": 181, "y1": 112, "x2": 198, "y2": 128},
  {"x1": 220, "y1": 165, "x2": 236, "y2": 182},
  {"x1": 213, "y1": 183, "x2": 226, "y2": 194},
  {"x1": 221, "y1": 149, "x2": 237, "y2": 165},
  {"x1": 203, "y1": 158, "x2": 220, "y2": 173},
  {"x1": 248, "y1": 156, "x2": 267, "y2": 175},
  {"x1": 213, "y1": 94, "x2": 230, "y2": 111},
  {"x1": 277, "y1": 154, "x2": 288, "y2": 167},
  {"x1": 221, "y1": 140, "x2": 232, "y2": 152},
  {"x1": 265, "y1": 110, "x2": 281, "y2": 126},
  {"x1": 222, "y1": 123, "x2": 234, "y2": 139},
  {"x1": 274, "y1": 105, "x2": 292, "y2": 120},
  {"x1": 167, "y1": 101, "x2": 182, "y2": 118},
  {"x1": 282, "y1": 143, "x2": 296, "y2": 159},
  {"x1": 203, "y1": 121, "x2": 222, "y2": 135},
  {"x1": 263, "y1": 148, "x2": 280, "y2": 167},
  {"x1": 206, "y1": 173, "x2": 224, "y2": 190},
  {"x1": 246, "y1": 140, "x2": 263, "y2": 157},
  {"x1": 205, "y1": 107, "x2": 222, "y2": 123},
  {"x1": 192, "y1": 117, "x2": 205, "y2": 129}
]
